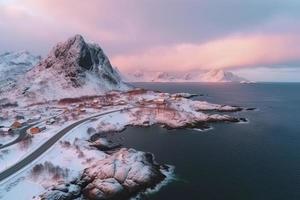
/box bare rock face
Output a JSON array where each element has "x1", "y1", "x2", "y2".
[
  {"x1": 40, "y1": 148, "x2": 168, "y2": 200},
  {"x1": 38, "y1": 35, "x2": 120, "y2": 88}
]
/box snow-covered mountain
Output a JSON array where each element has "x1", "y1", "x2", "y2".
[
  {"x1": 125, "y1": 70, "x2": 183, "y2": 82},
  {"x1": 1, "y1": 35, "x2": 129, "y2": 103},
  {"x1": 0, "y1": 51, "x2": 41, "y2": 92},
  {"x1": 124, "y1": 69, "x2": 248, "y2": 83},
  {"x1": 199, "y1": 69, "x2": 248, "y2": 82}
]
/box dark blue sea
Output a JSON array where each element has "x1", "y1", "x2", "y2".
[{"x1": 122, "y1": 83, "x2": 300, "y2": 200}]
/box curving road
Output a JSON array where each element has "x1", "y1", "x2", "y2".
[
  {"x1": 0, "y1": 114, "x2": 65, "y2": 150},
  {"x1": 0, "y1": 122, "x2": 39, "y2": 150},
  {"x1": 0, "y1": 108, "x2": 130, "y2": 183}
]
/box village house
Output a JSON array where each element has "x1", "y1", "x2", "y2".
[
  {"x1": 10, "y1": 120, "x2": 26, "y2": 129},
  {"x1": 27, "y1": 115, "x2": 41, "y2": 123},
  {"x1": 77, "y1": 103, "x2": 85, "y2": 108},
  {"x1": 0, "y1": 127, "x2": 12, "y2": 135},
  {"x1": 46, "y1": 118, "x2": 56, "y2": 125},
  {"x1": 96, "y1": 105, "x2": 103, "y2": 109},
  {"x1": 15, "y1": 115, "x2": 25, "y2": 120},
  {"x1": 93, "y1": 100, "x2": 99, "y2": 104},
  {"x1": 29, "y1": 126, "x2": 46, "y2": 135},
  {"x1": 79, "y1": 109, "x2": 86, "y2": 113},
  {"x1": 115, "y1": 100, "x2": 126, "y2": 105}
]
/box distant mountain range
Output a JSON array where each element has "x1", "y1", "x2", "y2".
[
  {"x1": 0, "y1": 35, "x2": 129, "y2": 104},
  {"x1": 124, "y1": 69, "x2": 249, "y2": 83},
  {"x1": 0, "y1": 51, "x2": 41, "y2": 92}
]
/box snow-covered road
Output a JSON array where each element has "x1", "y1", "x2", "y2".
[{"x1": 0, "y1": 107, "x2": 131, "y2": 183}]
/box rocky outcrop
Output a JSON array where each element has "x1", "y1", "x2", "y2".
[
  {"x1": 89, "y1": 138, "x2": 121, "y2": 151},
  {"x1": 40, "y1": 148, "x2": 169, "y2": 200}
]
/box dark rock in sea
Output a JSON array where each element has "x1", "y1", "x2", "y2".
[{"x1": 239, "y1": 118, "x2": 248, "y2": 122}]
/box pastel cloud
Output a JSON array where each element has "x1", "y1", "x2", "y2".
[
  {"x1": 1, "y1": 0, "x2": 300, "y2": 79},
  {"x1": 112, "y1": 33, "x2": 300, "y2": 71}
]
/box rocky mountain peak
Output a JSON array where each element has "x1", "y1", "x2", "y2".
[
  {"x1": 50, "y1": 34, "x2": 93, "y2": 70},
  {"x1": 33, "y1": 34, "x2": 120, "y2": 88},
  {"x1": 201, "y1": 69, "x2": 248, "y2": 82},
  {"x1": 2, "y1": 35, "x2": 129, "y2": 103}
]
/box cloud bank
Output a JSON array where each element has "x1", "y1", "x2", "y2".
[
  {"x1": 1, "y1": 0, "x2": 300, "y2": 80},
  {"x1": 112, "y1": 33, "x2": 300, "y2": 71}
]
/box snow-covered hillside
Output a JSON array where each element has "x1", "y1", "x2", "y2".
[
  {"x1": 0, "y1": 51, "x2": 41, "y2": 92},
  {"x1": 124, "y1": 69, "x2": 248, "y2": 83},
  {"x1": 1, "y1": 35, "x2": 130, "y2": 103}
]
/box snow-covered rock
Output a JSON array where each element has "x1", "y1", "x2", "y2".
[
  {"x1": 90, "y1": 138, "x2": 121, "y2": 151},
  {"x1": 40, "y1": 148, "x2": 168, "y2": 200},
  {"x1": 0, "y1": 51, "x2": 41, "y2": 92},
  {"x1": 171, "y1": 92, "x2": 198, "y2": 98},
  {"x1": 2, "y1": 35, "x2": 130, "y2": 103},
  {"x1": 0, "y1": 89, "x2": 251, "y2": 199}
]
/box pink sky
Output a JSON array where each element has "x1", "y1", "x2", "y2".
[
  {"x1": 1, "y1": 0, "x2": 300, "y2": 81},
  {"x1": 112, "y1": 33, "x2": 300, "y2": 72}
]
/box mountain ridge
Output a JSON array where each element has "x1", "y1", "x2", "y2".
[{"x1": 124, "y1": 69, "x2": 249, "y2": 83}]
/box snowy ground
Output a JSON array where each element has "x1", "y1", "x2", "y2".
[
  {"x1": 0, "y1": 89, "x2": 250, "y2": 200},
  {"x1": 0, "y1": 134, "x2": 18, "y2": 146}
]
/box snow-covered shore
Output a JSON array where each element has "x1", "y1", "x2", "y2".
[{"x1": 0, "y1": 89, "x2": 251, "y2": 200}]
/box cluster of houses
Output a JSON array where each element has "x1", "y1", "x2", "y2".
[
  {"x1": 27, "y1": 117, "x2": 59, "y2": 135},
  {"x1": 0, "y1": 116, "x2": 58, "y2": 136},
  {"x1": 136, "y1": 97, "x2": 167, "y2": 106},
  {"x1": 0, "y1": 119, "x2": 27, "y2": 135},
  {"x1": 64, "y1": 98, "x2": 127, "y2": 114}
]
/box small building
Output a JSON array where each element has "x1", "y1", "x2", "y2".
[
  {"x1": 11, "y1": 121, "x2": 23, "y2": 129},
  {"x1": 78, "y1": 103, "x2": 85, "y2": 108},
  {"x1": 29, "y1": 126, "x2": 46, "y2": 134},
  {"x1": 46, "y1": 118, "x2": 56, "y2": 125},
  {"x1": 27, "y1": 115, "x2": 41, "y2": 123},
  {"x1": 96, "y1": 105, "x2": 102, "y2": 109},
  {"x1": 0, "y1": 127, "x2": 12, "y2": 135},
  {"x1": 116, "y1": 100, "x2": 126, "y2": 105},
  {"x1": 79, "y1": 109, "x2": 86, "y2": 113},
  {"x1": 15, "y1": 115, "x2": 25, "y2": 120}
]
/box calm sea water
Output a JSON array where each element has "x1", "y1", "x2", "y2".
[{"x1": 120, "y1": 83, "x2": 300, "y2": 200}]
